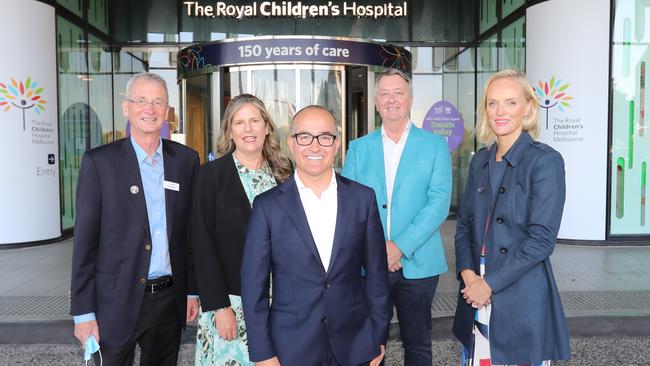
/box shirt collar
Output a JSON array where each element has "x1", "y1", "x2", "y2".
[
  {"x1": 294, "y1": 169, "x2": 337, "y2": 193},
  {"x1": 486, "y1": 131, "x2": 533, "y2": 167},
  {"x1": 130, "y1": 136, "x2": 163, "y2": 164},
  {"x1": 381, "y1": 121, "x2": 412, "y2": 143}
]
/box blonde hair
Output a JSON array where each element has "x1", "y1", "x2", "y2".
[
  {"x1": 216, "y1": 94, "x2": 292, "y2": 182},
  {"x1": 476, "y1": 69, "x2": 540, "y2": 145}
]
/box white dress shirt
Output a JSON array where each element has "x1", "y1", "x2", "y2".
[
  {"x1": 294, "y1": 170, "x2": 338, "y2": 272},
  {"x1": 381, "y1": 122, "x2": 412, "y2": 239}
]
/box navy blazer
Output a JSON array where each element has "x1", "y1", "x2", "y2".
[
  {"x1": 241, "y1": 174, "x2": 390, "y2": 366},
  {"x1": 70, "y1": 138, "x2": 199, "y2": 348},
  {"x1": 452, "y1": 132, "x2": 570, "y2": 364}
]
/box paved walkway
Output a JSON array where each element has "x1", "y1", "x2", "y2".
[{"x1": 1, "y1": 220, "x2": 650, "y2": 364}]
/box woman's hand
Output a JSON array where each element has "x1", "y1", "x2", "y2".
[
  {"x1": 214, "y1": 307, "x2": 238, "y2": 340},
  {"x1": 461, "y1": 277, "x2": 492, "y2": 309},
  {"x1": 460, "y1": 269, "x2": 480, "y2": 287}
]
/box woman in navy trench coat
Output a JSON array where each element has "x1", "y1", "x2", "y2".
[{"x1": 453, "y1": 70, "x2": 570, "y2": 365}]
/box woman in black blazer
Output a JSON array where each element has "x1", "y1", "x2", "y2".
[{"x1": 191, "y1": 94, "x2": 292, "y2": 365}]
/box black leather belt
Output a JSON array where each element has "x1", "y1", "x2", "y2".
[{"x1": 145, "y1": 276, "x2": 173, "y2": 293}]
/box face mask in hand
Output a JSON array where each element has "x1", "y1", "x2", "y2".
[{"x1": 84, "y1": 335, "x2": 102, "y2": 365}]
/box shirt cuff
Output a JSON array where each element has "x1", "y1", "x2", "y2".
[{"x1": 73, "y1": 313, "x2": 96, "y2": 324}]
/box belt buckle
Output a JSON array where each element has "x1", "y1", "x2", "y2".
[{"x1": 148, "y1": 278, "x2": 170, "y2": 294}]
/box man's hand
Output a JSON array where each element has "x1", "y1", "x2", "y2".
[
  {"x1": 389, "y1": 259, "x2": 402, "y2": 272},
  {"x1": 386, "y1": 240, "x2": 403, "y2": 270},
  {"x1": 214, "y1": 307, "x2": 237, "y2": 340},
  {"x1": 74, "y1": 320, "x2": 100, "y2": 346},
  {"x1": 186, "y1": 297, "x2": 200, "y2": 322},
  {"x1": 257, "y1": 356, "x2": 281, "y2": 366},
  {"x1": 369, "y1": 345, "x2": 385, "y2": 366}
]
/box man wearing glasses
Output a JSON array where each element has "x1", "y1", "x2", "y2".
[
  {"x1": 70, "y1": 73, "x2": 200, "y2": 365},
  {"x1": 342, "y1": 69, "x2": 452, "y2": 365},
  {"x1": 241, "y1": 105, "x2": 390, "y2": 366}
]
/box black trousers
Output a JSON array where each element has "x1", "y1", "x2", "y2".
[
  {"x1": 388, "y1": 270, "x2": 439, "y2": 366},
  {"x1": 94, "y1": 286, "x2": 181, "y2": 366}
]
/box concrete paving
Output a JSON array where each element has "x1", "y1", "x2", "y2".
[{"x1": 1, "y1": 219, "x2": 650, "y2": 364}]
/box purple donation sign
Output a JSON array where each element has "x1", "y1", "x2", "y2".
[{"x1": 422, "y1": 100, "x2": 464, "y2": 152}]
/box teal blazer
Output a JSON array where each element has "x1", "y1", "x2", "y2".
[{"x1": 342, "y1": 125, "x2": 452, "y2": 279}]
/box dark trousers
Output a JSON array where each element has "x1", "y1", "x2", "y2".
[
  {"x1": 388, "y1": 270, "x2": 439, "y2": 366},
  {"x1": 94, "y1": 286, "x2": 182, "y2": 366},
  {"x1": 321, "y1": 346, "x2": 371, "y2": 366},
  {"x1": 319, "y1": 326, "x2": 372, "y2": 366}
]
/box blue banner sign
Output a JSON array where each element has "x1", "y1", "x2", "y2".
[{"x1": 178, "y1": 37, "x2": 411, "y2": 80}]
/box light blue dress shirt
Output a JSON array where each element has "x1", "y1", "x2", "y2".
[
  {"x1": 74, "y1": 137, "x2": 173, "y2": 324},
  {"x1": 131, "y1": 137, "x2": 173, "y2": 279}
]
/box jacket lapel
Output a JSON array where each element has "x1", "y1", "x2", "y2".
[
  {"x1": 368, "y1": 131, "x2": 388, "y2": 199},
  {"x1": 162, "y1": 140, "x2": 177, "y2": 242},
  {"x1": 278, "y1": 177, "x2": 325, "y2": 270},
  {"x1": 121, "y1": 139, "x2": 151, "y2": 238},
  {"x1": 326, "y1": 174, "x2": 351, "y2": 275},
  {"x1": 224, "y1": 152, "x2": 253, "y2": 214}
]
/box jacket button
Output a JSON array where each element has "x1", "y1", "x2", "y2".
[
  {"x1": 499, "y1": 187, "x2": 506, "y2": 193},
  {"x1": 145, "y1": 244, "x2": 151, "y2": 251},
  {"x1": 139, "y1": 277, "x2": 146, "y2": 284},
  {"x1": 325, "y1": 283, "x2": 331, "y2": 289},
  {"x1": 477, "y1": 187, "x2": 485, "y2": 193},
  {"x1": 382, "y1": 204, "x2": 387, "y2": 209},
  {"x1": 499, "y1": 247, "x2": 508, "y2": 254},
  {"x1": 496, "y1": 217, "x2": 504, "y2": 224},
  {"x1": 321, "y1": 318, "x2": 327, "y2": 324}
]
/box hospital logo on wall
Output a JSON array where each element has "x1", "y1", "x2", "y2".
[
  {"x1": 0, "y1": 77, "x2": 47, "y2": 131},
  {"x1": 533, "y1": 76, "x2": 573, "y2": 129}
]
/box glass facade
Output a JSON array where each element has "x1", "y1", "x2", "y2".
[
  {"x1": 57, "y1": 16, "x2": 88, "y2": 230},
  {"x1": 45, "y1": 0, "x2": 647, "y2": 242},
  {"x1": 55, "y1": 2, "x2": 145, "y2": 231},
  {"x1": 610, "y1": 0, "x2": 650, "y2": 236}
]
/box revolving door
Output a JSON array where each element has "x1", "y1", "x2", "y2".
[{"x1": 178, "y1": 37, "x2": 412, "y2": 165}]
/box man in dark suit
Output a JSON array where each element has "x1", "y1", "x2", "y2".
[
  {"x1": 70, "y1": 72, "x2": 200, "y2": 365},
  {"x1": 241, "y1": 106, "x2": 390, "y2": 366}
]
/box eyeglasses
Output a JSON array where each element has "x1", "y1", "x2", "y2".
[
  {"x1": 291, "y1": 132, "x2": 337, "y2": 147},
  {"x1": 125, "y1": 97, "x2": 168, "y2": 109}
]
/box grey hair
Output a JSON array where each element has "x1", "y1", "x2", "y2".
[
  {"x1": 291, "y1": 105, "x2": 339, "y2": 136},
  {"x1": 374, "y1": 68, "x2": 413, "y2": 97},
  {"x1": 125, "y1": 72, "x2": 169, "y2": 101}
]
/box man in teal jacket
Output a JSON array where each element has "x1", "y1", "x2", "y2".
[{"x1": 342, "y1": 69, "x2": 451, "y2": 366}]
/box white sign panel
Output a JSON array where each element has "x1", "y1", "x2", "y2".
[
  {"x1": 0, "y1": 0, "x2": 59, "y2": 244},
  {"x1": 526, "y1": 0, "x2": 610, "y2": 240}
]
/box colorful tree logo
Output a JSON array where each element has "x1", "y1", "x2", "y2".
[
  {"x1": 0, "y1": 77, "x2": 47, "y2": 131},
  {"x1": 533, "y1": 76, "x2": 573, "y2": 129}
]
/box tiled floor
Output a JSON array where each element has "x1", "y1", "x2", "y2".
[{"x1": 2, "y1": 221, "x2": 650, "y2": 321}]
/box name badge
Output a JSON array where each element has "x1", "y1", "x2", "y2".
[{"x1": 163, "y1": 180, "x2": 180, "y2": 191}]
